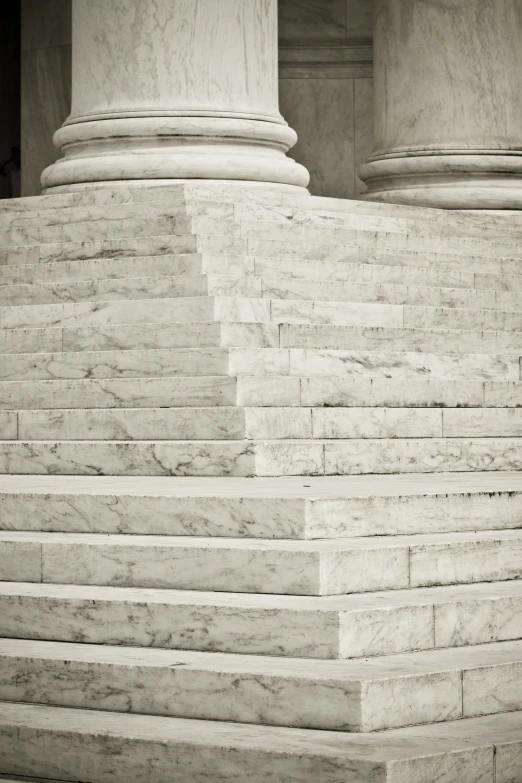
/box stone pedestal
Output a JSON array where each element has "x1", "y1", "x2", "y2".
[
  {"x1": 42, "y1": 0, "x2": 309, "y2": 192},
  {"x1": 359, "y1": 0, "x2": 522, "y2": 209}
]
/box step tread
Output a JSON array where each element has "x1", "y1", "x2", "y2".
[
  {"x1": 0, "y1": 699, "x2": 520, "y2": 765},
  {"x1": 2, "y1": 527, "x2": 522, "y2": 549},
  {"x1": 0, "y1": 472, "x2": 521, "y2": 498},
  {"x1": 3, "y1": 577, "x2": 522, "y2": 610},
  {"x1": 1, "y1": 636, "x2": 522, "y2": 681}
]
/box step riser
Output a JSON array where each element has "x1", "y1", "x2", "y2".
[
  {"x1": 0, "y1": 252, "x2": 254, "y2": 288},
  {"x1": 2, "y1": 583, "x2": 522, "y2": 658},
  {"x1": 1, "y1": 488, "x2": 521, "y2": 539},
  {"x1": 3, "y1": 347, "x2": 518, "y2": 384},
  {"x1": 239, "y1": 377, "x2": 522, "y2": 409},
  {"x1": 0, "y1": 441, "x2": 256, "y2": 477},
  {"x1": 230, "y1": 348, "x2": 521, "y2": 382},
  {"x1": 248, "y1": 238, "x2": 522, "y2": 272},
  {"x1": 0, "y1": 378, "x2": 237, "y2": 410},
  {"x1": 260, "y1": 278, "x2": 522, "y2": 313},
  {"x1": 0, "y1": 216, "x2": 238, "y2": 249},
  {"x1": 0, "y1": 234, "x2": 242, "y2": 267},
  {"x1": 5, "y1": 271, "x2": 522, "y2": 313},
  {"x1": 0, "y1": 349, "x2": 229, "y2": 382},
  {"x1": 10, "y1": 407, "x2": 447, "y2": 441},
  {"x1": 11, "y1": 407, "x2": 522, "y2": 441},
  {"x1": 0, "y1": 539, "x2": 409, "y2": 596},
  {"x1": 0, "y1": 650, "x2": 463, "y2": 732},
  {"x1": 6, "y1": 321, "x2": 522, "y2": 357},
  {"x1": 0, "y1": 274, "x2": 260, "y2": 307},
  {"x1": 0, "y1": 200, "x2": 234, "y2": 228},
  {"x1": 3, "y1": 295, "x2": 522, "y2": 333},
  {"x1": 0, "y1": 217, "x2": 188, "y2": 248},
  {"x1": 0, "y1": 297, "x2": 215, "y2": 331},
  {"x1": 2, "y1": 438, "x2": 522, "y2": 476},
  {"x1": 0, "y1": 253, "x2": 206, "y2": 286},
  {"x1": 2, "y1": 533, "x2": 521, "y2": 595},
  {"x1": 280, "y1": 324, "x2": 522, "y2": 355},
  {"x1": 258, "y1": 258, "x2": 522, "y2": 295},
  {"x1": 241, "y1": 222, "x2": 522, "y2": 258}
]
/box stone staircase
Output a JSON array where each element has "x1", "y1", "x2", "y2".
[{"x1": 1, "y1": 183, "x2": 522, "y2": 781}]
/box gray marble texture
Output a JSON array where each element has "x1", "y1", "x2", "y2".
[
  {"x1": 3, "y1": 576, "x2": 522, "y2": 658},
  {"x1": 0, "y1": 348, "x2": 229, "y2": 382},
  {"x1": 2, "y1": 473, "x2": 522, "y2": 539},
  {"x1": 0, "y1": 701, "x2": 499, "y2": 783}
]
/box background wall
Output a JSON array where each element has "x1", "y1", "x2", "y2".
[
  {"x1": 21, "y1": 0, "x2": 71, "y2": 197},
  {"x1": 0, "y1": 2, "x2": 21, "y2": 199},
  {"x1": 20, "y1": 0, "x2": 374, "y2": 200},
  {"x1": 278, "y1": 0, "x2": 374, "y2": 199}
]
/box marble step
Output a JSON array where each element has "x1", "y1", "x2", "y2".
[
  {"x1": 229, "y1": 347, "x2": 520, "y2": 381},
  {"x1": 0, "y1": 199, "x2": 236, "y2": 228},
  {"x1": 0, "y1": 321, "x2": 253, "y2": 355},
  {"x1": 235, "y1": 200, "x2": 522, "y2": 240},
  {"x1": 2, "y1": 529, "x2": 522, "y2": 595},
  {"x1": 6, "y1": 273, "x2": 522, "y2": 315},
  {"x1": 5, "y1": 319, "x2": 522, "y2": 358},
  {"x1": 4, "y1": 195, "x2": 518, "y2": 242},
  {"x1": 0, "y1": 215, "x2": 240, "y2": 249},
  {"x1": 221, "y1": 297, "x2": 522, "y2": 332},
  {"x1": 0, "y1": 274, "x2": 262, "y2": 307},
  {"x1": 1, "y1": 473, "x2": 522, "y2": 539},
  {"x1": 4, "y1": 638, "x2": 522, "y2": 733},
  {"x1": 257, "y1": 255, "x2": 522, "y2": 294},
  {"x1": 279, "y1": 323, "x2": 522, "y2": 354},
  {"x1": 11, "y1": 406, "x2": 522, "y2": 441},
  {"x1": 0, "y1": 177, "x2": 519, "y2": 221},
  {"x1": 3, "y1": 437, "x2": 522, "y2": 476},
  {"x1": 0, "y1": 377, "x2": 237, "y2": 410},
  {"x1": 0, "y1": 179, "x2": 517, "y2": 235},
  {"x1": 0, "y1": 233, "x2": 242, "y2": 267},
  {"x1": 2, "y1": 375, "x2": 517, "y2": 411},
  {"x1": 2, "y1": 345, "x2": 518, "y2": 384},
  {"x1": 0, "y1": 252, "x2": 252, "y2": 286},
  {"x1": 0, "y1": 296, "x2": 218, "y2": 330},
  {"x1": 260, "y1": 277, "x2": 522, "y2": 312},
  {"x1": 259, "y1": 377, "x2": 522, "y2": 409},
  {"x1": 0, "y1": 637, "x2": 460, "y2": 733},
  {"x1": 11, "y1": 406, "x2": 447, "y2": 441},
  {"x1": 3, "y1": 249, "x2": 522, "y2": 302},
  {"x1": 238, "y1": 220, "x2": 522, "y2": 258},
  {"x1": 4, "y1": 294, "x2": 522, "y2": 332},
  {"x1": 244, "y1": 220, "x2": 522, "y2": 257},
  {"x1": 2, "y1": 232, "x2": 521, "y2": 278},
  {"x1": 248, "y1": 237, "x2": 522, "y2": 275},
  {"x1": 3, "y1": 702, "x2": 520, "y2": 783},
  {"x1": 1, "y1": 211, "x2": 519, "y2": 258},
  {"x1": 3, "y1": 579, "x2": 522, "y2": 657},
  {"x1": 0, "y1": 348, "x2": 229, "y2": 382}
]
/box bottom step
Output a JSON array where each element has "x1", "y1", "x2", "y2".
[{"x1": 0, "y1": 701, "x2": 518, "y2": 783}]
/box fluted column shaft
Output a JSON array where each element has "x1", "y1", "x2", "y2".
[
  {"x1": 42, "y1": 0, "x2": 309, "y2": 192},
  {"x1": 359, "y1": 0, "x2": 522, "y2": 209}
]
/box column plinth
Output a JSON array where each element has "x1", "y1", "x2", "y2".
[
  {"x1": 359, "y1": 0, "x2": 522, "y2": 210},
  {"x1": 42, "y1": 0, "x2": 309, "y2": 193}
]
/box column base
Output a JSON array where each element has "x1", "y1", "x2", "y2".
[
  {"x1": 358, "y1": 153, "x2": 522, "y2": 210},
  {"x1": 41, "y1": 116, "x2": 310, "y2": 193}
]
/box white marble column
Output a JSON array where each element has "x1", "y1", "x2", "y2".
[
  {"x1": 42, "y1": 0, "x2": 309, "y2": 192},
  {"x1": 359, "y1": 0, "x2": 522, "y2": 209}
]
